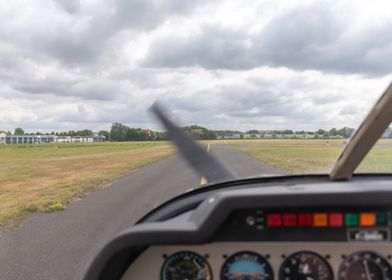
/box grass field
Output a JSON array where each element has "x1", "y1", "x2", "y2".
[
  {"x1": 0, "y1": 142, "x2": 173, "y2": 226},
  {"x1": 236, "y1": 139, "x2": 392, "y2": 174},
  {"x1": 2, "y1": 138, "x2": 392, "y2": 226}
]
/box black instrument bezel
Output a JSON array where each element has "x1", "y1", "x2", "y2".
[{"x1": 84, "y1": 175, "x2": 392, "y2": 280}]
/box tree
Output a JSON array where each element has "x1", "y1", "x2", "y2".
[
  {"x1": 329, "y1": 128, "x2": 338, "y2": 136},
  {"x1": 98, "y1": 130, "x2": 110, "y2": 140},
  {"x1": 190, "y1": 129, "x2": 204, "y2": 139},
  {"x1": 14, "y1": 128, "x2": 24, "y2": 135},
  {"x1": 202, "y1": 128, "x2": 217, "y2": 140},
  {"x1": 316, "y1": 129, "x2": 326, "y2": 135},
  {"x1": 182, "y1": 125, "x2": 217, "y2": 140},
  {"x1": 110, "y1": 123, "x2": 129, "y2": 141},
  {"x1": 339, "y1": 127, "x2": 355, "y2": 138},
  {"x1": 155, "y1": 131, "x2": 169, "y2": 140},
  {"x1": 76, "y1": 129, "x2": 94, "y2": 136}
]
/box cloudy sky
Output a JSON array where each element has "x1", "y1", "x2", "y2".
[{"x1": 1, "y1": 0, "x2": 392, "y2": 132}]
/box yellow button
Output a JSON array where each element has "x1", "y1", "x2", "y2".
[
  {"x1": 360, "y1": 213, "x2": 376, "y2": 227},
  {"x1": 313, "y1": 213, "x2": 328, "y2": 227}
]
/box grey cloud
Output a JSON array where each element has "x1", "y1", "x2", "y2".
[
  {"x1": 310, "y1": 94, "x2": 342, "y2": 104},
  {"x1": 0, "y1": 66, "x2": 380, "y2": 132},
  {"x1": 255, "y1": 6, "x2": 392, "y2": 76},
  {"x1": 54, "y1": 0, "x2": 209, "y2": 65},
  {"x1": 142, "y1": 3, "x2": 392, "y2": 76},
  {"x1": 0, "y1": 1, "x2": 387, "y2": 133},
  {"x1": 10, "y1": 77, "x2": 123, "y2": 101},
  {"x1": 1, "y1": 0, "x2": 208, "y2": 67},
  {"x1": 163, "y1": 83, "x2": 317, "y2": 125},
  {"x1": 54, "y1": 0, "x2": 80, "y2": 14},
  {"x1": 339, "y1": 105, "x2": 359, "y2": 115},
  {"x1": 143, "y1": 26, "x2": 251, "y2": 69},
  {"x1": 113, "y1": 0, "x2": 204, "y2": 30}
]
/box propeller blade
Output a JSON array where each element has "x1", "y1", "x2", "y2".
[{"x1": 149, "y1": 102, "x2": 236, "y2": 184}]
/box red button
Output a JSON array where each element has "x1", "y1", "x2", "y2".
[
  {"x1": 283, "y1": 214, "x2": 297, "y2": 227},
  {"x1": 267, "y1": 214, "x2": 282, "y2": 227},
  {"x1": 329, "y1": 213, "x2": 343, "y2": 227},
  {"x1": 298, "y1": 214, "x2": 313, "y2": 226}
]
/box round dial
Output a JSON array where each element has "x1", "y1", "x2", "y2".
[
  {"x1": 279, "y1": 251, "x2": 333, "y2": 280},
  {"x1": 161, "y1": 251, "x2": 212, "y2": 280},
  {"x1": 338, "y1": 251, "x2": 392, "y2": 280},
  {"x1": 221, "y1": 251, "x2": 273, "y2": 280}
]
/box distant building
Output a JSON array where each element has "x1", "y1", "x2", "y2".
[
  {"x1": 243, "y1": 133, "x2": 262, "y2": 139},
  {"x1": 223, "y1": 134, "x2": 241, "y2": 139},
  {"x1": 0, "y1": 132, "x2": 6, "y2": 144},
  {"x1": 3, "y1": 134, "x2": 106, "y2": 144},
  {"x1": 305, "y1": 134, "x2": 316, "y2": 139}
]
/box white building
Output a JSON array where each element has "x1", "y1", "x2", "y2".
[
  {"x1": 54, "y1": 136, "x2": 96, "y2": 143},
  {"x1": 0, "y1": 132, "x2": 6, "y2": 144},
  {"x1": 3, "y1": 134, "x2": 105, "y2": 144},
  {"x1": 243, "y1": 133, "x2": 262, "y2": 139},
  {"x1": 223, "y1": 134, "x2": 241, "y2": 139}
]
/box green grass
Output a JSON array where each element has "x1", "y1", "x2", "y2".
[
  {"x1": 3, "y1": 138, "x2": 391, "y2": 226},
  {"x1": 238, "y1": 139, "x2": 392, "y2": 174},
  {"x1": 0, "y1": 142, "x2": 174, "y2": 225}
]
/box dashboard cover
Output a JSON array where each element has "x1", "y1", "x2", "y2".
[{"x1": 84, "y1": 176, "x2": 392, "y2": 280}]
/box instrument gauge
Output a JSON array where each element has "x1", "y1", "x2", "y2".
[
  {"x1": 161, "y1": 251, "x2": 212, "y2": 280},
  {"x1": 338, "y1": 251, "x2": 392, "y2": 280},
  {"x1": 221, "y1": 251, "x2": 273, "y2": 280},
  {"x1": 279, "y1": 251, "x2": 333, "y2": 280}
]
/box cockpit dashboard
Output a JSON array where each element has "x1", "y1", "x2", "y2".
[{"x1": 86, "y1": 175, "x2": 392, "y2": 280}]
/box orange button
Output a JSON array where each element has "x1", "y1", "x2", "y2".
[
  {"x1": 314, "y1": 213, "x2": 328, "y2": 227},
  {"x1": 360, "y1": 213, "x2": 376, "y2": 227}
]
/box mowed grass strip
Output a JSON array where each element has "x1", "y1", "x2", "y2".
[
  {"x1": 237, "y1": 139, "x2": 392, "y2": 174},
  {"x1": 0, "y1": 142, "x2": 174, "y2": 225}
]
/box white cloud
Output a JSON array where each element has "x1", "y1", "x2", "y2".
[{"x1": 0, "y1": 0, "x2": 391, "y2": 132}]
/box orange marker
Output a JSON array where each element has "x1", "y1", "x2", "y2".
[
  {"x1": 360, "y1": 213, "x2": 376, "y2": 227},
  {"x1": 313, "y1": 213, "x2": 328, "y2": 227}
]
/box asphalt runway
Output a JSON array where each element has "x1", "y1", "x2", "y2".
[{"x1": 0, "y1": 144, "x2": 285, "y2": 280}]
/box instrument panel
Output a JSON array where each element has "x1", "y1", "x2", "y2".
[
  {"x1": 85, "y1": 178, "x2": 392, "y2": 280},
  {"x1": 122, "y1": 243, "x2": 392, "y2": 280},
  {"x1": 215, "y1": 207, "x2": 391, "y2": 242},
  {"x1": 122, "y1": 206, "x2": 392, "y2": 279}
]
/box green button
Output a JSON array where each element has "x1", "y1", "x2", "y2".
[
  {"x1": 376, "y1": 213, "x2": 388, "y2": 225},
  {"x1": 345, "y1": 213, "x2": 358, "y2": 227}
]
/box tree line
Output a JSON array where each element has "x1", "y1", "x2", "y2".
[
  {"x1": 106, "y1": 123, "x2": 219, "y2": 141},
  {"x1": 4, "y1": 125, "x2": 392, "y2": 141},
  {"x1": 253, "y1": 127, "x2": 356, "y2": 138}
]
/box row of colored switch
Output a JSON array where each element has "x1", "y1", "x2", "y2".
[{"x1": 267, "y1": 213, "x2": 388, "y2": 227}]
